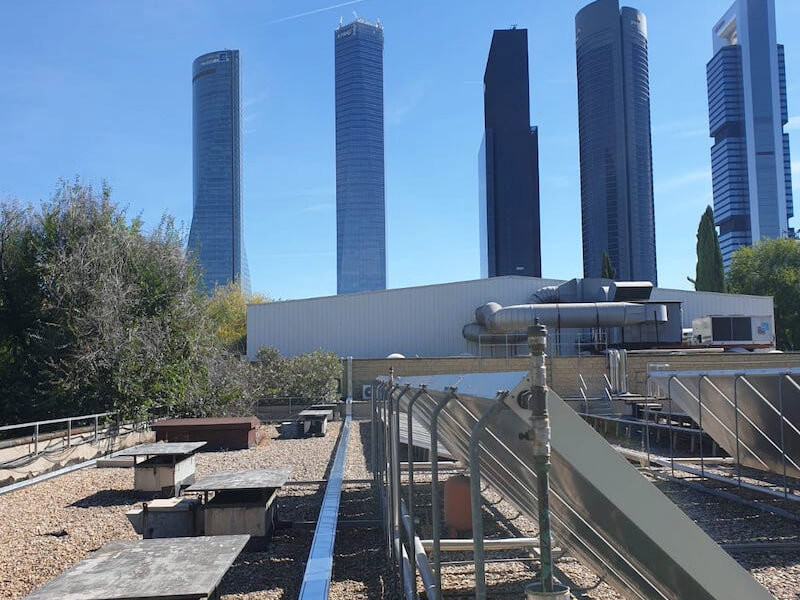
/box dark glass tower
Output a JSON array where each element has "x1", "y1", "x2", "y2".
[
  {"x1": 479, "y1": 28, "x2": 541, "y2": 278},
  {"x1": 575, "y1": 0, "x2": 657, "y2": 284},
  {"x1": 188, "y1": 49, "x2": 250, "y2": 293},
  {"x1": 335, "y1": 18, "x2": 386, "y2": 295},
  {"x1": 707, "y1": 0, "x2": 793, "y2": 270}
]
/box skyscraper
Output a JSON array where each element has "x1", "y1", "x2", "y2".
[
  {"x1": 335, "y1": 18, "x2": 386, "y2": 295},
  {"x1": 188, "y1": 49, "x2": 250, "y2": 293},
  {"x1": 479, "y1": 28, "x2": 541, "y2": 278},
  {"x1": 575, "y1": 0, "x2": 657, "y2": 284},
  {"x1": 707, "y1": 0, "x2": 793, "y2": 269}
]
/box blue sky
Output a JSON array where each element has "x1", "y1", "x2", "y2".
[{"x1": 1, "y1": 0, "x2": 799, "y2": 299}]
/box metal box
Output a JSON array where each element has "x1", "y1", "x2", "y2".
[
  {"x1": 133, "y1": 454, "x2": 196, "y2": 493},
  {"x1": 152, "y1": 417, "x2": 259, "y2": 450},
  {"x1": 126, "y1": 497, "x2": 202, "y2": 538},
  {"x1": 203, "y1": 489, "x2": 278, "y2": 549}
]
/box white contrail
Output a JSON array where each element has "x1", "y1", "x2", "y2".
[{"x1": 268, "y1": 0, "x2": 368, "y2": 25}]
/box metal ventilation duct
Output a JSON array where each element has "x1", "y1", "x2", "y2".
[
  {"x1": 463, "y1": 301, "x2": 667, "y2": 341},
  {"x1": 388, "y1": 372, "x2": 773, "y2": 600}
]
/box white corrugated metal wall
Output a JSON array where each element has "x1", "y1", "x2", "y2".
[
  {"x1": 650, "y1": 288, "x2": 774, "y2": 328},
  {"x1": 247, "y1": 276, "x2": 562, "y2": 358},
  {"x1": 247, "y1": 277, "x2": 775, "y2": 359}
]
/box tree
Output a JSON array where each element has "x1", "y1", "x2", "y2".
[
  {"x1": 253, "y1": 347, "x2": 340, "y2": 401},
  {"x1": 690, "y1": 205, "x2": 725, "y2": 292},
  {"x1": 0, "y1": 179, "x2": 246, "y2": 423},
  {"x1": 206, "y1": 282, "x2": 270, "y2": 354},
  {"x1": 728, "y1": 237, "x2": 800, "y2": 351},
  {"x1": 601, "y1": 250, "x2": 616, "y2": 279}
]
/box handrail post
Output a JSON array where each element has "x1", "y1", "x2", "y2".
[
  {"x1": 734, "y1": 375, "x2": 742, "y2": 487},
  {"x1": 698, "y1": 375, "x2": 705, "y2": 480},
  {"x1": 470, "y1": 391, "x2": 508, "y2": 600},
  {"x1": 406, "y1": 385, "x2": 427, "y2": 599},
  {"x1": 391, "y1": 383, "x2": 411, "y2": 593},
  {"x1": 430, "y1": 386, "x2": 457, "y2": 599},
  {"x1": 668, "y1": 376, "x2": 675, "y2": 477}
]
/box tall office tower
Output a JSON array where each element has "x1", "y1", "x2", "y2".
[
  {"x1": 188, "y1": 49, "x2": 250, "y2": 293},
  {"x1": 335, "y1": 18, "x2": 386, "y2": 295},
  {"x1": 707, "y1": 0, "x2": 793, "y2": 270},
  {"x1": 575, "y1": 0, "x2": 657, "y2": 284},
  {"x1": 479, "y1": 28, "x2": 541, "y2": 278}
]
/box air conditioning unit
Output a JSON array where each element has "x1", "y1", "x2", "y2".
[{"x1": 362, "y1": 384, "x2": 373, "y2": 400}]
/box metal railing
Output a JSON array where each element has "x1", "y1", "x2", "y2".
[{"x1": 0, "y1": 411, "x2": 119, "y2": 456}]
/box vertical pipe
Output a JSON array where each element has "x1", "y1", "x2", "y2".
[
  {"x1": 734, "y1": 376, "x2": 742, "y2": 488},
  {"x1": 406, "y1": 387, "x2": 426, "y2": 599},
  {"x1": 667, "y1": 377, "x2": 675, "y2": 478},
  {"x1": 524, "y1": 321, "x2": 554, "y2": 593},
  {"x1": 371, "y1": 385, "x2": 377, "y2": 477},
  {"x1": 430, "y1": 388, "x2": 457, "y2": 599},
  {"x1": 644, "y1": 398, "x2": 651, "y2": 467},
  {"x1": 779, "y1": 375, "x2": 788, "y2": 500},
  {"x1": 470, "y1": 394, "x2": 508, "y2": 600},
  {"x1": 698, "y1": 375, "x2": 705, "y2": 480},
  {"x1": 346, "y1": 356, "x2": 353, "y2": 401},
  {"x1": 67, "y1": 418, "x2": 72, "y2": 448},
  {"x1": 392, "y1": 384, "x2": 410, "y2": 593},
  {"x1": 385, "y1": 379, "x2": 395, "y2": 565},
  {"x1": 34, "y1": 423, "x2": 39, "y2": 455}
]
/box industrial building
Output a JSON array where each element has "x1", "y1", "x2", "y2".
[{"x1": 246, "y1": 275, "x2": 774, "y2": 360}]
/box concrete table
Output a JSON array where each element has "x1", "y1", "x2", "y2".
[
  {"x1": 116, "y1": 442, "x2": 206, "y2": 495},
  {"x1": 187, "y1": 469, "x2": 292, "y2": 549},
  {"x1": 297, "y1": 409, "x2": 332, "y2": 436},
  {"x1": 24, "y1": 535, "x2": 249, "y2": 600}
]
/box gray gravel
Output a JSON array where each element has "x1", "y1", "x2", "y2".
[
  {"x1": 4, "y1": 420, "x2": 800, "y2": 600},
  {"x1": 0, "y1": 424, "x2": 342, "y2": 600}
]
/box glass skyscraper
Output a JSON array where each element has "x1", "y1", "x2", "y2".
[
  {"x1": 575, "y1": 0, "x2": 657, "y2": 284},
  {"x1": 707, "y1": 0, "x2": 793, "y2": 270},
  {"x1": 335, "y1": 18, "x2": 386, "y2": 295},
  {"x1": 479, "y1": 28, "x2": 541, "y2": 279},
  {"x1": 188, "y1": 49, "x2": 250, "y2": 293}
]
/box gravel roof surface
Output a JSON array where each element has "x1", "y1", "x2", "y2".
[
  {"x1": 0, "y1": 423, "x2": 342, "y2": 600},
  {"x1": 3, "y1": 417, "x2": 800, "y2": 600}
]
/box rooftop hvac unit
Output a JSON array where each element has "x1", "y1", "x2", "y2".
[{"x1": 362, "y1": 384, "x2": 373, "y2": 400}]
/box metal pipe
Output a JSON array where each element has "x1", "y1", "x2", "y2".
[
  {"x1": 734, "y1": 375, "x2": 742, "y2": 487},
  {"x1": 393, "y1": 536, "x2": 416, "y2": 600},
  {"x1": 386, "y1": 379, "x2": 397, "y2": 567},
  {"x1": 406, "y1": 386, "x2": 426, "y2": 598},
  {"x1": 469, "y1": 391, "x2": 509, "y2": 600},
  {"x1": 419, "y1": 537, "x2": 540, "y2": 552},
  {"x1": 521, "y1": 321, "x2": 556, "y2": 593},
  {"x1": 392, "y1": 384, "x2": 410, "y2": 592},
  {"x1": 429, "y1": 387, "x2": 457, "y2": 599},
  {"x1": 371, "y1": 382, "x2": 377, "y2": 477},
  {"x1": 400, "y1": 499, "x2": 437, "y2": 600},
  {"x1": 383, "y1": 381, "x2": 394, "y2": 564},
  {"x1": 400, "y1": 461, "x2": 460, "y2": 470}
]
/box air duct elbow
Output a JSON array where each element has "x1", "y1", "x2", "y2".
[{"x1": 475, "y1": 302, "x2": 502, "y2": 326}]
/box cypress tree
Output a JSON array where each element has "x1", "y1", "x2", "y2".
[
  {"x1": 694, "y1": 205, "x2": 725, "y2": 292},
  {"x1": 601, "y1": 250, "x2": 616, "y2": 280}
]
